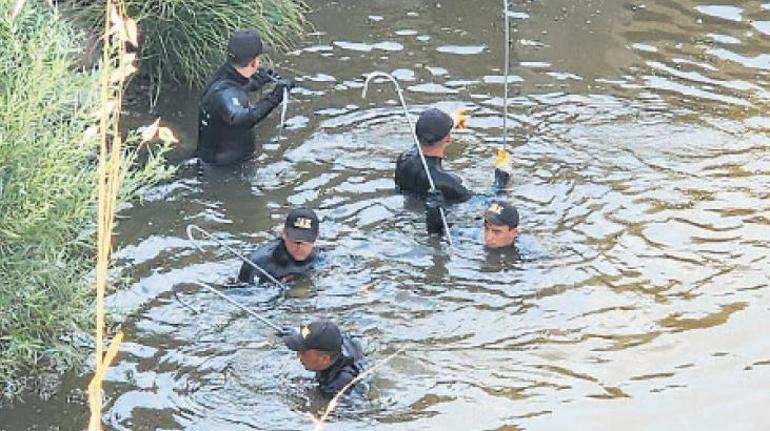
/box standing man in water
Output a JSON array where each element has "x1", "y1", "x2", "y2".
[
  {"x1": 197, "y1": 30, "x2": 293, "y2": 165},
  {"x1": 395, "y1": 108, "x2": 513, "y2": 202},
  {"x1": 395, "y1": 108, "x2": 475, "y2": 204},
  {"x1": 280, "y1": 320, "x2": 367, "y2": 399},
  {"x1": 238, "y1": 208, "x2": 321, "y2": 284},
  {"x1": 395, "y1": 107, "x2": 514, "y2": 232}
]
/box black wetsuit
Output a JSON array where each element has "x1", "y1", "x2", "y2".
[
  {"x1": 237, "y1": 239, "x2": 318, "y2": 284},
  {"x1": 394, "y1": 147, "x2": 473, "y2": 204},
  {"x1": 395, "y1": 147, "x2": 514, "y2": 235},
  {"x1": 316, "y1": 335, "x2": 368, "y2": 399},
  {"x1": 197, "y1": 63, "x2": 283, "y2": 165}
]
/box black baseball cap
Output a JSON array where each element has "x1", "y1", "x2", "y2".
[
  {"x1": 284, "y1": 208, "x2": 319, "y2": 243},
  {"x1": 228, "y1": 30, "x2": 270, "y2": 64},
  {"x1": 283, "y1": 320, "x2": 343, "y2": 353},
  {"x1": 416, "y1": 108, "x2": 454, "y2": 146},
  {"x1": 484, "y1": 200, "x2": 519, "y2": 228}
]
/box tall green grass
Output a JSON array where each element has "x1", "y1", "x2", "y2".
[
  {"x1": 73, "y1": 0, "x2": 305, "y2": 93},
  {"x1": 0, "y1": 0, "x2": 173, "y2": 394}
]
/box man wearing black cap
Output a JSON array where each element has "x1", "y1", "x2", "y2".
[
  {"x1": 427, "y1": 198, "x2": 520, "y2": 249},
  {"x1": 394, "y1": 108, "x2": 474, "y2": 204},
  {"x1": 395, "y1": 108, "x2": 514, "y2": 235},
  {"x1": 281, "y1": 320, "x2": 367, "y2": 399},
  {"x1": 197, "y1": 29, "x2": 293, "y2": 165},
  {"x1": 238, "y1": 208, "x2": 321, "y2": 284},
  {"x1": 482, "y1": 200, "x2": 519, "y2": 249}
]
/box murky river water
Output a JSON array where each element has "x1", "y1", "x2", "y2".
[{"x1": 4, "y1": 0, "x2": 770, "y2": 429}]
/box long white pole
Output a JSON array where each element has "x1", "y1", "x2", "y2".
[
  {"x1": 503, "y1": 0, "x2": 510, "y2": 149},
  {"x1": 362, "y1": 72, "x2": 453, "y2": 246}
]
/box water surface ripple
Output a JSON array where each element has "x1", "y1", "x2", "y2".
[{"x1": 3, "y1": 0, "x2": 770, "y2": 430}]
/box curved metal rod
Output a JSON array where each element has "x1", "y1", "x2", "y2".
[
  {"x1": 503, "y1": 0, "x2": 510, "y2": 149},
  {"x1": 186, "y1": 224, "x2": 289, "y2": 290},
  {"x1": 187, "y1": 282, "x2": 284, "y2": 332},
  {"x1": 361, "y1": 71, "x2": 453, "y2": 246}
]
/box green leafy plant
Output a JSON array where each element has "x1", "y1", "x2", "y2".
[{"x1": 0, "y1": 0, "x2": 174, "y2": 395}]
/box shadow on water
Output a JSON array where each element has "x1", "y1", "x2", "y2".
[{"x1": 4, "y1": 0, "x2": 770, "y2": 430}]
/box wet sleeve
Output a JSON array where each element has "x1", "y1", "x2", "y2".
[
  {"x1": 237, "y1": 249, "x2": 268, "y2": 284},
  {"x1": 319, "y1": 370, "x2": 355, "y2": 399},
  {"x1": 433, "y1": 171, "x2": 473, "y2": 203},
  {"x1": 243, "y1": 78, "x2": 267, "y2": 93},
  {"x1": 215, "y1": 87, "x2": 280, "y2": 128}
]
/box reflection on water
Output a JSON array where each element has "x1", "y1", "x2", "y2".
[{"x1": 3, "y1": 0, "x2": 770, "y2": 429}]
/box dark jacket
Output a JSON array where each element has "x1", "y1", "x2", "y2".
[
  {"x1": 394, "y1": 147, "x2": 473, "y2": 204},
  {"x1": 316, "y1": 335, "x2": 368, "y2": 399},
  {"x1": 237, "y1": 239, "x2": 318, "y2": 284},
  {"x1": 197, "y1": 63, "x2": 282, "y2": 165}
]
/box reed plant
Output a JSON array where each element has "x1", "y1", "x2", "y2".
[
  {"x1": 72, "y1": 0, "x2": 305, "y2": 95},
  {"x1": 0, "y1": 0, "x2": 173, "y2": 395}
]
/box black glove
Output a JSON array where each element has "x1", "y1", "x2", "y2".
[
  {"x1": 253, "y1": 67, "x2": 274, "y2": 86},
  {"x1": 275, "y1": 78, "x2": 295, "y2": 92},
  {"x1": 425, "y1": 189, "x2": 446, "y2": 234},
  {"x1": 494, "y1": 167, "x2": 511, "y2": 191},
  {"x1": 246, "y1": 67, "x2": 277, "y2": 91},
  {"x1": 274, "y1": 326, "x2": 298, "y2": 338},
  {"x1": 267, "y1": 79, "x2": 295, "y2": 104}
]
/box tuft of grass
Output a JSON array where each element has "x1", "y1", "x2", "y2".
[
  {"x1": 0, "y1": 0, "x2": 174, "y2": 396},
  {"x1": 72, "y1": 0, "x2": 305, "y2": 94}
]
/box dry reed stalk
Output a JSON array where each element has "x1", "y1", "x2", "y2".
[
  {"x1": 86, "y1": 1, "x2": 137, "y2": 429},
  {"x1": 85, "y1": 0, "x2": 175, "y2": 425},
  {"x1": 10, "y1": 0, "x2": 26, "y2": 19}
]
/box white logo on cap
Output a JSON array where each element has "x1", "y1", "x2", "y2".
[
  {"x1": 488, "y1": 203, "x2": 504, "y2": 215},
  {"x1": 294, "y1": 217, "x2": 313, "y2": 229}
]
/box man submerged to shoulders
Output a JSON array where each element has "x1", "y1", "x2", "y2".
[
  {"x1": 238, "y1": 208, "x2": 321, "y2": 285},
  {"x1": 281, "y1": 320, "x2": 368, "y2": 399},
  {"x1": 480, "y1": 200, "x2": 520, "y2": 250},
  {"x1": 426, "y1": 191, "x2": 520, "y2": 250},
  {"x1": 197, "y1": 29, "x2": 294, "y2": 166}
]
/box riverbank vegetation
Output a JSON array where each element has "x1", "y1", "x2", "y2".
[
  {"x1": 73, "y1": 0, "x2": 305, "y2": 95},
  {"x1": 0, "y1": 0, "x2": 173, "y2": 395}
]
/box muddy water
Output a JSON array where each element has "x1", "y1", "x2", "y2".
[{"x1": 4, "y1": 0, "x2": 770, "y2": 429}]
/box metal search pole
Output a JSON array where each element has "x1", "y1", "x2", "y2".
[
  {"x1": 186, "y1": 224, "x2": 289, "y2": 290},
  {"x1": 188, "y1": 281, "x2": 284, "y2": 332},
  {"x1": 266, "y1": 74, "x2": 290, "y2": 129},
  {"x1": 502, "y1": 0, "x2": 510, "y2": 150},
  {"x1": 362, "y1": 71, "x2": 453, "y2": 246}
]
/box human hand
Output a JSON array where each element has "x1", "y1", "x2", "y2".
[
  {"x1": 274, "y1": 78, "x2": 295, "y2": 92},
  {"x1": 252, "y1": 67, "x2": 275, "y2": 87},
  {"x1": 425, "y1": 190, "x2": 446, "y2": 234},
  {"x1": 426, "y1": 189, "x2": 446, "y2": 210},
  {"x1": 494, "y1": 148, "x2": 513, "y2": 189}
]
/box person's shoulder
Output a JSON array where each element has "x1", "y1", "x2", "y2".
[
  {"x1": 245, "y1": 239, "x2": 279, "y2": 263},
  {"x1": 395, "y1": 148, "x2": 413, "y2": 166},
  {"x1": 330, "y1": 367, "x2": 356, "y2": 391}
]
